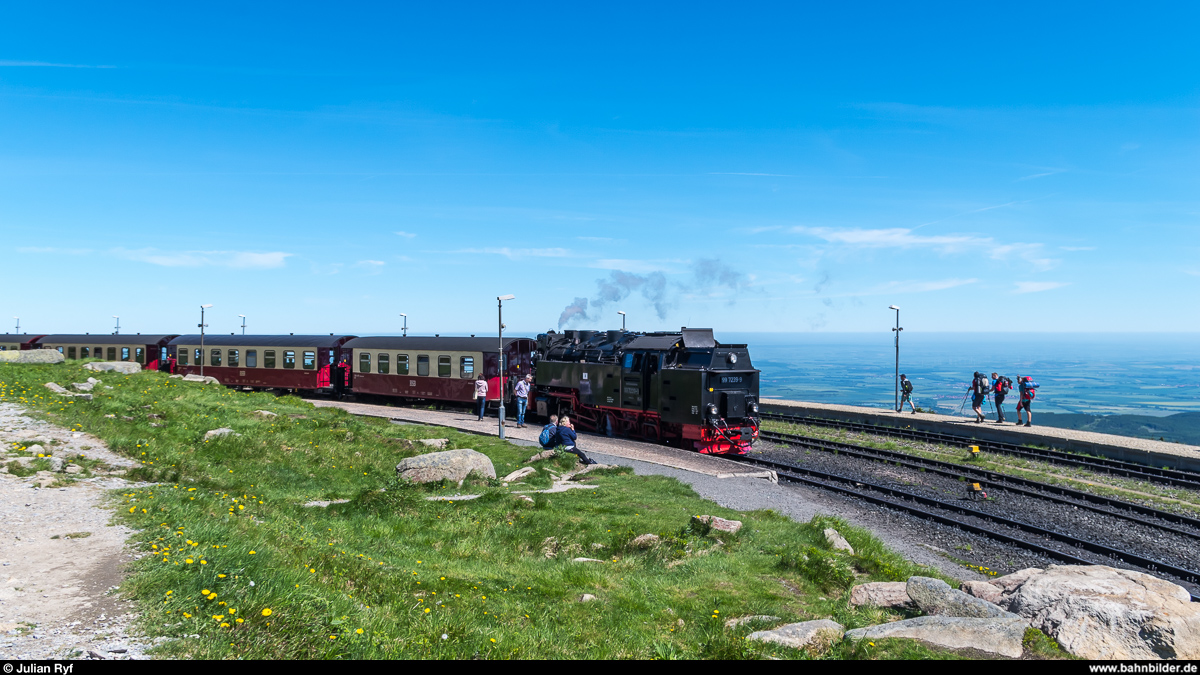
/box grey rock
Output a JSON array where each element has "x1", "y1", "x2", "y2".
[
  {"x1": 396, "y1": 448, "x2": 496, "y2": 484},
  {"x1": 724, "y1": 615, "x2": 782, "y2": 629},
  {"x1": 524, "y1": 449, "x2": 557, "y2": 464},
  {"x1": 418, "y1": 438, "x2": 449, "y2": 449},
  {"x1": 168, "y1": 375, "x2": 183, "y2": 379},
  {"x1": 907, "y1": 576, "x2": 1016, "y2": 619},
  {"x1": 74, "y1": 393, "x2": 93, "y2": 401},
  {"x1": 823, "y1": 528, "x2": 854, "y2": 554},
  {"x1": 580, "y1": 594, "x2": 597, "y2": 602},
  {"x1": 181, "y1": 374, "x2": 220, "y2": 384},
  {"x1": 71, "y1": 382, "x2": 94, "y2": 392},
  {"x1": 252, "y1": 410, "x2": 277, "y2": 418},
  {"x1": 961, "y1": 580, "x2": 1004, "y2": 604},
  {"x1": 26, "y1": 444, "x2": 47, "y2": 455},
  {"x1": 0, "y1": 350, "x2": 64, "y2": 364},
  {"x1": 997, "y1": 565, "x2": 1200, "y2": 660},
  {"x1": 501, "y1": 466, "x2": 536, "y2": 483},
  {"x1": 630, "y1": 533, "x2": 660, "y2": 549},
  {"x1": 83, "y1": 362, "x2": 141, "y2": 374},
  {"x1": 571, "y1": 557, "x2": 604, "y2": 563},
  {"x1": 691, "y1": 514, "x2": 742, "y2": 535},
  {"x1": 203, "y1": 428, "x2": 239, "y2": 441},
  {"x1": 846, "y1": 616, "x2": 1026, "y2": 658},
  {"x1": 44, "y1": 382, "x2": 70, "y2": 395},
  {"x1": 65, "y1": 465, "x2": 83, "y2": 474},
  {"x1": 748, "y1": 620, "x2": 844, "y2": 651},
  {"x1": 849, "y1": 582, "x2": 914, "y2": 609},
  {"x1": 48, "y1": 457, "x2": 64, "y2": 472}
]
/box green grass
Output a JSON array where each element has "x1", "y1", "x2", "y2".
[{"x1": 0, "y1": 363, "x2": 1000, "y2": 659}]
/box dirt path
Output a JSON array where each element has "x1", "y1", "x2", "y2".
[{"x1": 0, "y1": 402, "x2": 157, "y2": 660}]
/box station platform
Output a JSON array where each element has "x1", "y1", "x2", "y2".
[
  {"x1": 761, "y1": 397, "x2": 1200, "y2": 473},
  {"x1": 310, "y1": 400, "x2": 778, "y2": 482}
]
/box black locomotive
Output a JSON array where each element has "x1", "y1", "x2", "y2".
[{"x1": 531, "y1": 327, "x2": 760, "y2": 454}]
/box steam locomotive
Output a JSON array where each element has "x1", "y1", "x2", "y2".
[
  {"x1": 532, "y1": 328, "x2": 760, "y2": 454},
  {"x1": 11, "y1": 326, "x2": 760, "y2": 455}
]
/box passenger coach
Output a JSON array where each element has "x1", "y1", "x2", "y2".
[
  {"x1": 167, "y1": 334, "x2": 355, "y2": 392},
  {"x1": 1, "y1": 335, "x2": 44, "y2": 351},
  {"x1": 32, "y1": 334, "x2": 178, "y2": 370},
  {"x1": 338, "y1": 336, "x2": 538, "y2": 408}
]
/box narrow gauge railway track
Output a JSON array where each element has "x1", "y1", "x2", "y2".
[
  {"x1": 758, "y1": 430, "x2": 1200, "y2": 539},
  {"x1": 761, "y1": 412, "x2": 1200, "y2": 489},
  {"x1": 727, "y1": 452, "x2": 1200, "y2": 602}
]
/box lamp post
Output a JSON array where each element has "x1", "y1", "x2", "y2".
[
  {"x1": 113, "y1": 316, "x2": 120, "y2": 335},
  {"x1": 238, "y1": 315, "x2": 246, "y2": 336},
  {"x1": 400, "y1": 313, "x2": 407, "y2": 337},
  {"x1": 13, "y1": 317, "x2": 18, "y2": 334},
  {"x1": 617, "y1": 310, "x2": 626, "y2": 331},
  {"x1": 889, "y1": 305, "x2": 902, "y2": 412},
  {"x1": 497, "y1": 294, "x2": 515, "y2": 439},
  {"x1": 199, "y1": 304, "x2": 212, "y2": 376}
]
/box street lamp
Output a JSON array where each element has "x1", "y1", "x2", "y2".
[
  {"x1": 617, "y1": 310, "x2": 626, "y2": 331},
  {"x1": 497, "y1": 294, "x2": 515, "y2": 439},
  {"x1": 113, "y1": 316, "x2": 120, "y2": 335},
  {"x1": 238, "y1": 315, "x2": 246, "y2": 336},
  {"x1": 199, "y1": 304, "x2": 213, "y2": 376},
  {"x1": 889, "y1": 305, "x2": 902, "y2": 412},
  {"x1": 400, "y1": 313, "x2": 407, "y2": 338}
]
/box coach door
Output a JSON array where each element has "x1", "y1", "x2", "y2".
[{"x1": 621, "y1": 352, "x2": 643, "y2": 411}]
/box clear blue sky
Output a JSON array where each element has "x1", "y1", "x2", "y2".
[{"x1": 2, "y1": 2, "x2": 1197, "y2": 337}]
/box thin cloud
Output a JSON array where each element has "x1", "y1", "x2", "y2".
[
  {"x1": 793, "y1": 226, "x2": 987, "y2": 252},
  {"x1": 1060, "y1": 246, "x2": 1096, "y2": 251},
  {"x1": 0, "y1": 60, "x2": 115, "y2": 69},
  {"x1": 1013, "y1": 281, "x2": 1069, "y2": 294},
  {"x1": 394, "y1": 231, "x2": 418, "y2": 239},
  {"x1": 1016, "y1": 171, "x2": 1062, "y2": 181},
  {"x1": 591, "y1": 258, "x2": 684, "y2": 274},
  {"x1": 989, "y1": 243, "x2": 1058, "y2": 271},
  {"x1": 354, "y1": 260, "x2": 385, "y2": 275},
  {"x1": 868, "y1": 278, "x2": 978, "y2": 294},
  {"x1": 112, "y1": 248, "x2": 292, "y2": 269},
  {"x1": 452, "y1": 247, "x2": 571, "y2": 259}
]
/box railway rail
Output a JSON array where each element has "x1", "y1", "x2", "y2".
[
  {"x1": 727, "y1": 451, "x2": 1200, "y2": 602},
  {"x1": 761, "y1": 411, "x2": 1200, "y2": 489},
  {"x1": 757, "y1": 430, "x2": 1200, "y2": 539}
]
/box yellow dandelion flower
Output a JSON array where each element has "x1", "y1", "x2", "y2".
[
  {"x1": 356, "y1": 628, "x2": 363, "y2": 634},
  {"x1": 236, "y1": 618, "x2": 244, "y2": 624},
  {"x1": 261, "y1": 608, "x2": 272, "y2": 616}
]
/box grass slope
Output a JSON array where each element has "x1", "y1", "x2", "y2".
[{"x1": 0, "y1": 363, "x2": 1051, "y2": 660}]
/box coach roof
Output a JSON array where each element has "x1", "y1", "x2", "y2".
[
  {"x1": 36, "y1": 334, "x2": 179, "y2": 345},
  {"x1": 169, "y1": 335, "x2": 354, "y2": 348},
  {"x1": 344, "y1": 336, "x2": 529, "y2": 352}
]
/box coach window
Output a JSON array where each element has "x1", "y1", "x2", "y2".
[
  {"x1": 68, "y1": 346, "x2": 77, "y2": 359},
  {"x1": 210, "y1": 349, "x2": 221, "y2": 367},
  {"x1": 81, "y1": 347, "x2": 90, "y2": 358},
  {"x1": 226, "y1": 349, "x2": 237, "y2": 367},
  {"x1": 396, "y1": 354, "x2": 409, "y2": 375},
  {"x1": 283, "y1": 350, "x2": 296, "y2": 369},
  {"x1": 460, "y1": 356, "x2": 474, "y2": 378},
  {"x1": 177, "y1": 349, "x2": 187, "y2": 366},
  {"x1": 438, "y1": 355, "x2": 451, "y2": 377},
  {"x1": 247, "y1": 350, "x2": 257, "y2": 367},
  {"x1": 378, "y1": 353, "x2": 390, "y2": 374},
  {"x1": 417, "y1": 355, "x2": 430, "y2": 377},
  {"x1": 118, "y1": 347, "x2": 128, "y2": 361},
  {"x1": 303, "y1": 351, "x2": 316, "y2": 370},
  {"x1": 136, "y1": 348, "x2": 145, "y2": 364},
  {"x1": 359, "y1": 352, "x2": 371, "y2": 373},
  {"x1": 264, "y1": 350, "x2": 276, "y2": 368}
]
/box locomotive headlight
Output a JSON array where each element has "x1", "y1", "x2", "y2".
[
  {"x1": 727, "y1": 352, "x2": 738, "y2": 365},
  {"x1": 706, "y1": 403, "x2": 718, "y2": 416},
  {"x1": 748, "y1": 401, "x2": 759, "y2": 414}
]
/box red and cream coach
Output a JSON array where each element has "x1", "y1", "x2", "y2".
[{"x1": 166, "y1": 334, "x2": 355, "y2": 393}]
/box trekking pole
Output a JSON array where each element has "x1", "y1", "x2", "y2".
[{"x1": 956, "y1": 389, "x2": 970, "y2": 415}]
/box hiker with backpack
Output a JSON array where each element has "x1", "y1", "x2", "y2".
[
  {"x1": 898, "y1": 374, "x2": 916, "y2": 414},
  {"x1": 539, "y1": 415, "x2": 559, "y2": 450},
  {"x1": 968, "y1": 372, "x2": 989, "y2": 423},
  {"x1": 992, "y1": 372, "x2": 1013, "y2": 424},
  {"x1": 1016, "y1": 376, "x2": 1039, "y2": 427}
]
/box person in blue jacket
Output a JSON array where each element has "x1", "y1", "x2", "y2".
[{"x1": 555, "y1": 416, "x2": 597, "y2": 465}]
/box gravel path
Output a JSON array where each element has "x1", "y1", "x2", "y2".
[{"x1": 0, "y1": 402, "x2": 159, "y2": 660}]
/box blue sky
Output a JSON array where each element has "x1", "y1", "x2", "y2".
[{"x1": 2, "y1": 2, "x2": 1198, "y2": 337}]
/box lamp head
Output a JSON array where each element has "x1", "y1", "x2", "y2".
[
  {"x1": 400, "y1": 313, "x2": 407, "y2": 317},
  {"x1": 201, "y1": 304, "x2": 213, "y2": 309},
  {"x1": 617, "y1": 311, "x2": 626, "y2": 316},
  {"x1": 238, "y1": 314, "x2": 245, "y2": 318},
  {"x1": 889, "y1": 305, "x2": 900, "y2": 310},
  {"x1": 497, "y1": 294, "x2": 515, "y2": 301}
]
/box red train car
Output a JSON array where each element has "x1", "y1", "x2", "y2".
[
  {"x1": 33, "y1": 334, "x2": 178, "y2": 369},
  {"x1": 167, "y1": 334, "x2": 356, "y2": 392},
  {"x1": 338, "y1": 336, "x2": 538, "y2": 407}
]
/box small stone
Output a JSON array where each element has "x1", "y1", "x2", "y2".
[
  {"x1": 748, "y1": 620, "x2": 844, "y2": 650},
  {"x1": 49, "y1": 457, "x2": 64, "y2": 472},
  {"x1": 203, "y1": 428, "x2": 239, "y2": 441},
  {"x1": 396, "y1": 449, "x2": 496, "y2": 484},
  {"x1": 501, "y1": 466, "x2": 536, "y2": 483},
  {"x1": 26, "y1": 444, "x2": 46, "y2": 455},
  {"x1": 630, "y1": 534, "x2": 660, "y2": 549},
  {"x1": 65, "y1": 465, "x2": 83, "y2": 475},
  {"x1": 906, "y1": 577, "x2": 1015, "y2": 619},
  {"x1": 960, "y1": 580, "x2": 1003, "y2": 604},
  {"x1": 516, "y1": 495, "x2": 535, "y2": 503},
  {"x1": 823, "y1": 528, "x2": 854, "y2": 554},
  {"x1": 571, "y1": 557, "x2": 604, "y2": 563},
  {"x1": 691, "y1": 515, "x2": 742, "y2": 535},
  {"x1": 71, "y1": 382, "x2": 95, "y2": 392},
  {"x1": 418, "y1": 438, "x2": 449, "y2": 449},
  {"x1": 724, "y1": 615, "x2": 782, "y2": 629},
  {"x1": 850, "y1": 582, "x2": 914, "y2": 609},
  {"x1": 579, "y1": 594, "x2": 597, "y2": 602},
  {"x1": 252, "y1": 410, "x2": 277, "y2": 417},
  {"x1": 845, "y1": 616, "x2": 1027, "y2": 658},
  {"x1": 82, "y1": 361, "x2": 141, "y2": 374}
]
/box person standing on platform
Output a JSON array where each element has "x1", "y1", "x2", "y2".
[
  {"x1": 514, "y1": 374, "x2": 532, "y2": 428},
  {"x1": 475, "y1": 374, "x2": 489, "y2": 421},
  {"x1": 992, "y1": 372, "x2": 1012, "y2": 424},
  {"x1": 1016, "y1": 376, "x2": 1039, "y2": 427},
  {"x1": 898, "y1": 374, "x2": 916, "y2": 414},
  {"x1": 969, "y1": 372, "x2": 989, "y2": 423}
]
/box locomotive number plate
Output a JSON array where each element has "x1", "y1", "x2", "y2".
[{"x1": 720, "y1": 376, "x2": 743, "y2": 384}]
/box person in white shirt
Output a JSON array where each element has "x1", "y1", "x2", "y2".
[
  {"x1": 514, "y1": 374, "x2": 532, "y2": 428},
  {"x1": 474, "y1": 375, "x2": 488, "y2": 420}
]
